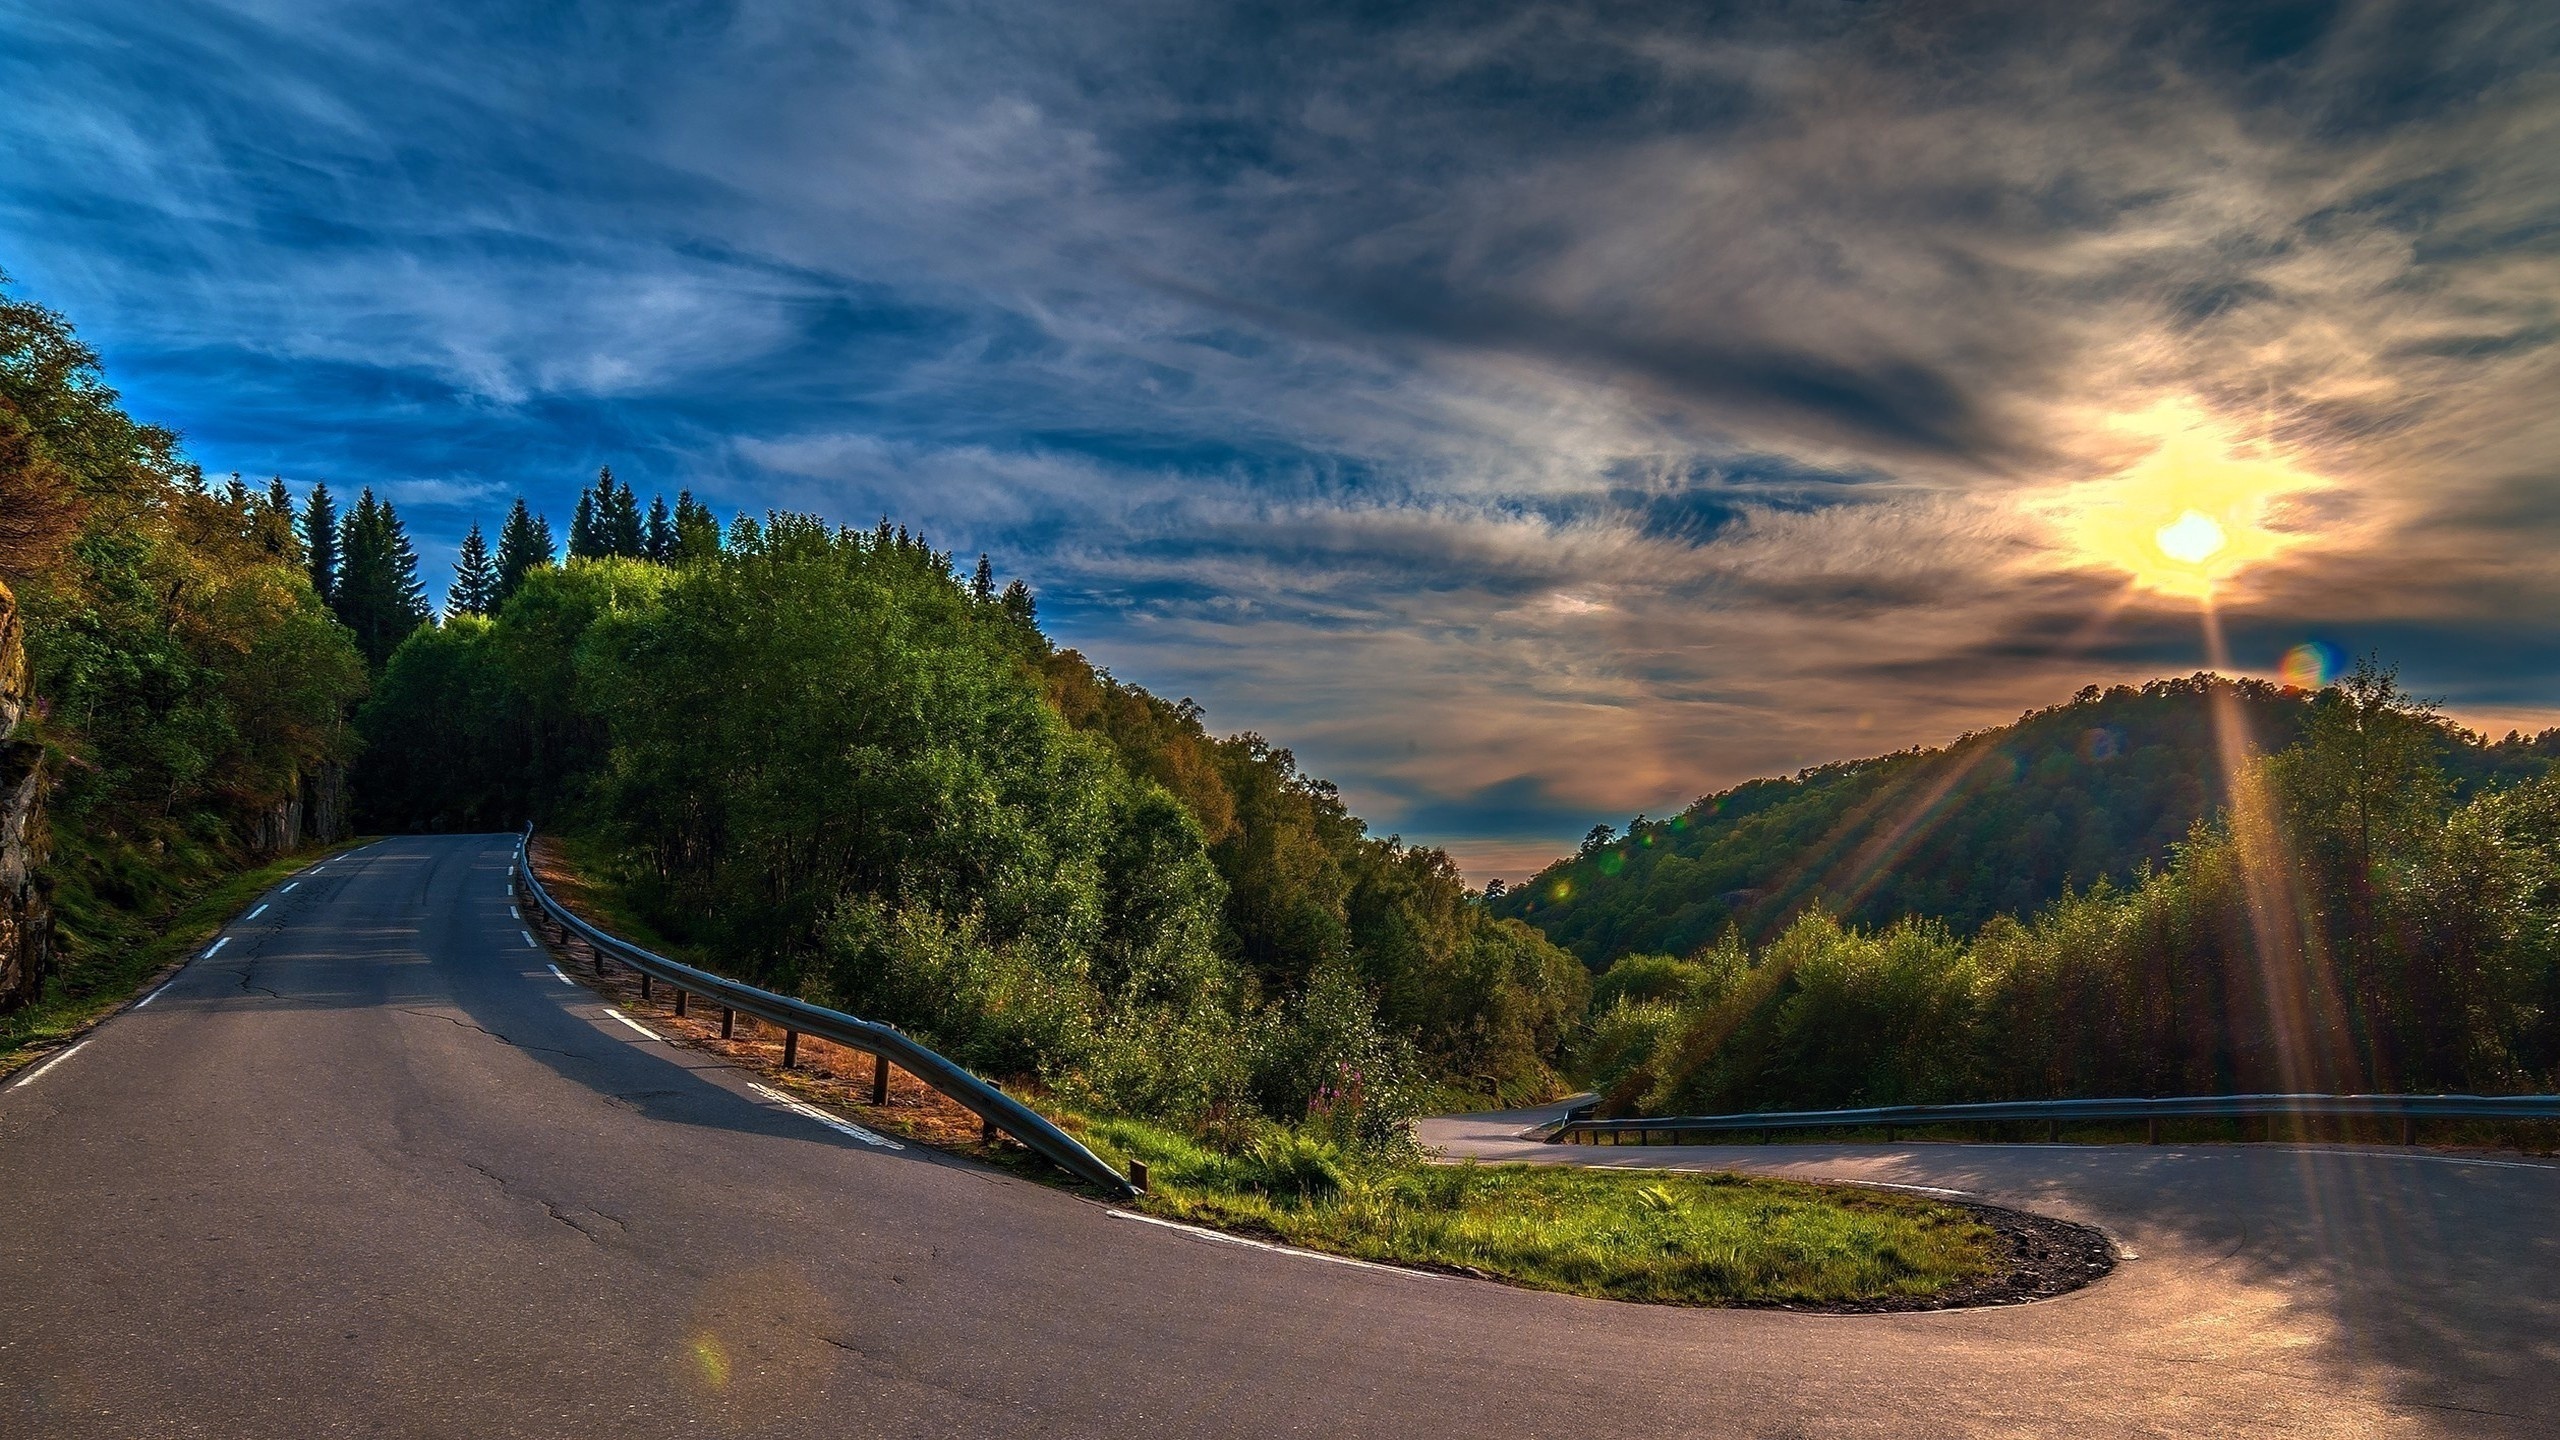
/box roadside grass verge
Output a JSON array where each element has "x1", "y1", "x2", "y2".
[
  {"x1": 1069, "y1": 1115, "x2": 2001, "y2": 1307},
  {"x1": 0, "y1": 836, "x2": 364, "y2": 1078},
  {"x1": 523, "y1": 835, "x2": 2006, "y2": 1307}
]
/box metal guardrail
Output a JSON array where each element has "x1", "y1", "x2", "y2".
[
  {"x1": 512, "y1": 831, "x2": 1136, "y2": 1199},
  {"x1": 1550, "y1": 1092, "x2": 2560, "y2": 1148}
]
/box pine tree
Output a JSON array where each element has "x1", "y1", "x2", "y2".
[
  {"x1": 494, "y1": 497, "x2": 554, "y2": 605},
  {"x1": 601, "y1": 471, "x2": 643, "y2": 558},
  {"x1": 568, "y1": 490, "x2": 600, "y2": 560},
  {"x1": 671, "y1": 490, "x2": 721, "y2": 563},
  {"x1": 259, "y1": 477, "x2": 300, "y2": 561},
  {"x1": 644, "y1": 493, "x2": 673, "y2": 562},
  {"x1": 972, "y1": 554, "x2": 995, "y2": 602},
  {"x1": 335, "y1": 488, "x2": 432, "y2": 667},
  {"x1": 378, "y1": 500, "x2": 430, "y2": 644},
  {"x1": 999, "y1": 578, "x2": 1037, "y2": 630},
  {"x1": 446, "y1": 523, "x2": 500, "y2": 617},
  {"x1": 302, "y1": 481, "x2": 339, "y2": 605}
]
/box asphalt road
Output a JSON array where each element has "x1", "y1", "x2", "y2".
[{"x1": 3, "y1": 834, "x2": 2553, "y2": 1437}]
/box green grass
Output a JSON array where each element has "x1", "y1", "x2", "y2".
[
  {"x1": 1069, "y1": 1115, "x2": 1999, "y2": 1307},
  {"x1": 0, "y1": 835, "x2": 364, "y2": 1077}
]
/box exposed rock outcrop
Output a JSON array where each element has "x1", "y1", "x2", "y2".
[
  {"x1": 246, "y1": 763, "x2": 349, "y2": 854},
  {"x1": 0, "y1": 578, "x2": 52, "y2": 1012}
]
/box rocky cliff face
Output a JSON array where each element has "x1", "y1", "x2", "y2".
[{"x1": 0, "y1": 578, "x2": 52, "y2": 1012}]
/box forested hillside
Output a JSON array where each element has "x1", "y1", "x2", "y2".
[
  {"x1": 356, "y1": 509, "x2": 1587, "y2": 1131},
  {"x1": 1496, "y1": 677, "x2": 2557, "y2": 965},
  {"x1": 0, "y1": 276, "x2": 368, "y2": 1019},
  {"x1": 1576, "y1": 664, "x2": 2560, "y2": 1113}
]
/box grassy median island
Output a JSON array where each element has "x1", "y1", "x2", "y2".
[{"x1": 1071, "y1": 1116, "x2": 2000, "y2": 1307}]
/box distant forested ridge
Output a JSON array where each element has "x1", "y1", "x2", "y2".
[
  {"x1": 1566, "y1": 665, "x2": 2560, "y2": 1113},
  {"x1": 357, "y1": 512, "x2": 1586, "y2": 1131},
  {"x1": 1495, "y1": 676, "x2": 2557, "y2": 966}
]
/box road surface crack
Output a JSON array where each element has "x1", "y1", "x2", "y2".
[
  {"x1": 395, "y1": 1008, "x2": 587, "y2": 1060},
  {"x1": 227, "y1": 964, "x2": 292, "y2": 1001},
  {"x1": 462, "y1": 1160, "x2": 629, "y2": 1243}
]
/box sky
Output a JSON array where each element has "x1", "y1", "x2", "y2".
[{"x1": 4, "y1": 1, "x2": 2556, "y2": 880}]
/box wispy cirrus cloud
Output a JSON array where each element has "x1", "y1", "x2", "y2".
[{"x1": 4, "y1": 0, "x2": 2556, "y2": 876}]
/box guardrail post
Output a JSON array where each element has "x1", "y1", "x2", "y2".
[
  {"x1": 2047, "y1": 1119, "x2": 2060, "y2": 1143},
  {"x1": 871, "y1": 1051, "x2": 889, "y2": 1105},
  {"x1": 2401, "y1": 1115, "x2": 2416, "y2": 1147},
  {"x1": 674, "y1": 989, "x2": 688, "y2": 1018},
  {"x1": 720, "y1": 1006, "x2": 734, "y2": 1039},
  {"x1": 2146, "y1": 1117, "x2": 2159, "y2": 1144},
  {"x1": 639, "y1": 972, "x2": 652, "y2": 1002},
  {"x1": 983, "y1": 1116, "x2": 999, "y2": 1144},
  {"x1": 1128, "y1": 1159, "x2": 1149, "y2": 1193},
  {"x1": 781, "y1": 1030, "x2": 798, "y2": 1068},
  {"x1": 593, "y1": 941, "x2": 606, "y2": 976}
]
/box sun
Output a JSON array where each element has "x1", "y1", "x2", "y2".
[
  {"x1": 2154, "y1": 509, "x2": 2226, "y2": 565},
  {"x1": 2045, "y1": 402, "x2": 2328, "y2": 599}
]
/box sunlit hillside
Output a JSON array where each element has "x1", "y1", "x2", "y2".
[{"x1": 1496, "y1": 676, "x2": 2558, "y2": 966}]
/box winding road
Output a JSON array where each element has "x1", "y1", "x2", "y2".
[{"x1": 2, "y1": 834, "x2": 2553, "y2": 1436}]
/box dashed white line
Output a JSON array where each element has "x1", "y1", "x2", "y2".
[
  {"x1": 545, "y1": 963, "x2": 572, "y2": 985},
  {"x1": 747, "y1": 1082, "x2": 906, "y2": 1149},
  {"x1": 279, "y1": 882, "x2": 298, "y2": 893},
  {"x1": 202, "y1": 937, "x2": 230, "y2": 958},
  {"x1": 133, "y1": 981, "x2": 174, "y2": 1009},
  {"x1": 603, "y1": 1007, "x2": 663, "y2": 1041},
  {"x1": 14, "y1": 1041, "x2": 91, "y2": 1088},
  {"x1": 519, "y1": 930, "x2": 537, "y2": 948},
  {"x1": 1104, "y1": 1210, "x2": 1439, "y2": 1280},
  {"x1": 246, "y1": 904, "x2": 268, "y2": 920}
]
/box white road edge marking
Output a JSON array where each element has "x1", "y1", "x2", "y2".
[
  {"x1": 134, "y1": 981, "x2": 174, "y2": 1009},
  {"x1": 545, "y1": 963, "x2": 572, "y2": 985},
  {"x1": 603, "y1": 1007, "x2": 663, "y2": 1040},
  {"x1": 202, "y1": 937, "x2": 230, "y2": 958},
  {"x1": 746, "y1": 1082, "x2": 905, "y2": 1150},
  {"x1": 1106, "y1": 1209, "x2": 1440, "y2": 1280},
  {"x1": 1845, "y1": 1179, "x2": 1975, "y2": 1198},
  {"x1": 246, "y1": 904, "x2": 268, "y2": 919},
  {"x1": 2279, "y1": 1145, "x2": 2558, "y2": 1172},
  {"x1": 279, "y1": 882, "x2": 298, "y2": 893},
  {"x1": 14, "y1": 1040, "x2": 91, "y2": 1088},
  {"x1": 519, "y1": 929, "x2": 537, "y2": 948}
]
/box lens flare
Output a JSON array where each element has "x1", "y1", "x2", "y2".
[
  {"x1": 2279, "y1": 641, "x2": 2341, "y2": 690},
  {"x1": 688, "y1": 1333, "x2": 732, "y2": 1390}
]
